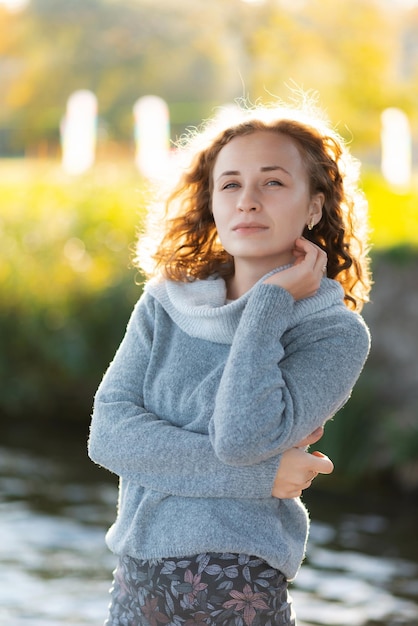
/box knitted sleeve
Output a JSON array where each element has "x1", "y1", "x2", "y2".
[
  {"x1": 209, "y1": 283, "x2": 370, "y2": 466},
  {"x1": 88, "y1": 292, "x2": 279, "y2": 498}
]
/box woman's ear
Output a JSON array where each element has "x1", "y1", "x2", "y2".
[{"x1": 308, "y1": 193, "x2": 324, "y2": 227}]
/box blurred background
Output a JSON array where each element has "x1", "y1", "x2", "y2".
[{"x1": 1, "y1": 0, "x2": 418, "y2": 624}]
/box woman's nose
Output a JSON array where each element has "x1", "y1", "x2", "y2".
[{"x1": 237, "y1": 187, "x2": 260, "y2": 212}]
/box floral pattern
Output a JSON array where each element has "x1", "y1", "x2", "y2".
[
  {"x1": 222, "y1": 584, "x2": 270, "y2": 626},
  {"x1": 105, "y1": 552, "x2": 295, "y2": 626}
]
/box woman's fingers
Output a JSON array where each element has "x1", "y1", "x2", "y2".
[
  {"x1": 300, "y1": 451, "x2": 334, "y2": 493},
  {"x1": 271, "y1": 448, "x2": 334, "y2": 499},
  {"x1": 264, "y1": 238, "x2": 327, "y2": 301},
  {"x1": 295, "y1": 237, "x2": 327, "y2": 272},
  {"x1": 311, "y1": 450, "x2": 334, "y2": 475}
]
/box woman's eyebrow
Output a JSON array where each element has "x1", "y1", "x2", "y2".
[
  {"x1": 216, "y1": 170, "x2": 240, "y2": 180},
  {"x1": 260, "y1": 165, "x2": 292, "y2": 176},
  {"x1": 217, "y1": 165, "x2": 292, "y2": 180},
  {"x1": 216, "y1": 165, "x2": 291, "y2": 181}
]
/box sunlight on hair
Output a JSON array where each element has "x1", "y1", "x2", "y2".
[{"x1": 176, "y1": 92, "x2": 330, "y2": 166}]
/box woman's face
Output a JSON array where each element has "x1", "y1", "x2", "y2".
[{"x1": 211, "y1": 130, "x2": 323, "y2": 274}]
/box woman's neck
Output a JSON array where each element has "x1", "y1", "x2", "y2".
[
  {"x1": 226, "y1": 262, "x2": 271, "y2": 300},
  {"x1": 226, "y1": 257, "x2": 294, "y2": 300}
]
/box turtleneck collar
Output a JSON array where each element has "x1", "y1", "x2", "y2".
[{"x1": 145, "y1": 267, "x2": 344, "y2": 344}]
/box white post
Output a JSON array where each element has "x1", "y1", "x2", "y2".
[
  {"x1": 381, "y1": 107, "x2": 411, "y2": 188},
  {"x1": 61, "y1": 90, "x2": 97, "y2": 175},
  {"x1": 133, "y1": 95, "x2": 170, "y2": 179}
]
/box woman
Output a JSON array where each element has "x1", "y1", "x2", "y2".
[{"x1": 89, "y1": 99, "x2": 371, "y2": 625}]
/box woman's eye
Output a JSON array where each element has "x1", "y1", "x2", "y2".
[
  {"x1": 222, "y1": 182, "x2": 239, "y2": 190},
  {"x1": 266, "y1": 180, "x2": 283, "y2": 187}
]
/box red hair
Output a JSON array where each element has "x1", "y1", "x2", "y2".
[{"x1": 136, "y1": 102, "x2": 371, "y2": 311}]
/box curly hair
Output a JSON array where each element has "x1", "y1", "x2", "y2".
[{"x1": 136, "y1": 101, "x2": 372, "y2": 311}]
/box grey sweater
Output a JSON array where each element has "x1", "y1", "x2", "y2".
[{"x1": 88, "y1": 272, "x2": 370, "y2": 580}]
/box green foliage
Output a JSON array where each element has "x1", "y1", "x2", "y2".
[
  {"x1": 310, "y1": 368, "x2": 382, "y2": 481},
  {"x1": 0, "y1": 160, "x2": 146, "y2": 421},
  {"x1": 362, "y1": 172, "x2": 418, "y2": 250},
  {"x1": 311, "y1": 364, "x2": 418, "y2": 492}
]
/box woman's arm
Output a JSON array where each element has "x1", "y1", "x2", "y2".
[
  {"x1": 209, "y1": 282, "x2": 370, "y2": 467},
  {"x1": 89, "y1": 293, "x2": 282, "y2": 499}
]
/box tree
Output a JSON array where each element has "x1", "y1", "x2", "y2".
[
  {"x1": 233, "y1": 0, "x2": 401, "y2": 145},
  {"x1": 0, "y1": 0, "x2": 415, "y2": 155}
]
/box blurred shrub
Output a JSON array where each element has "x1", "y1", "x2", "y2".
[
  {"x1": 0, "y1": 160, "x2": 147, "y2": 422},
  {"x1": 312, "y1": 359, "x2": 418, "y2": 493},
  {"x1": 362, "y1": 172, "x2": 418, "y2": 249}
]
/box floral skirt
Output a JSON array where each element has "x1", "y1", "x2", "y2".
[{"x1": 105, "y1": 552, "x2": 296, "y2": 626}]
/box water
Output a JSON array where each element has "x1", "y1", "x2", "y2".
[{"x1": 1, "y1": 429, "x2": 417, "y2": 626}]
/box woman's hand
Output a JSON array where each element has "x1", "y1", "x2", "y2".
[
  {"x1": 271, "y1": 426, "x2": 334, "y2": 499},
  {"x1": 263, "y1": 237, "x2": 327, "y2": 301},
  {"x1": 271, "y1": 448, "x2": 333, "y2": 499}
]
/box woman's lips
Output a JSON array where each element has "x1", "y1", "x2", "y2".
[{"x1": 232, "y1": 222, "x2": 269, "y2": 234}]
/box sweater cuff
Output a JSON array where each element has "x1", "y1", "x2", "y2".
[
  {"x1": 240, "y1": 455, "x2": 281, "y2": 498},
  {"x1": 242, "y1": 283, "x2": 294, "y2": 335}
]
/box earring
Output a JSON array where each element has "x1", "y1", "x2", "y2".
[{"x1": 307, "y1": 219, "x2": 315, "y2": 231}]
